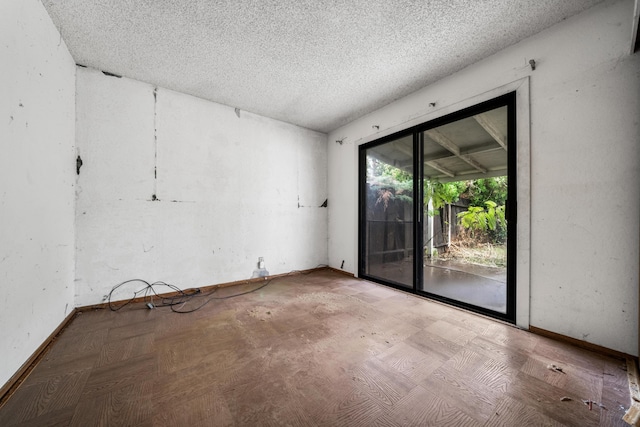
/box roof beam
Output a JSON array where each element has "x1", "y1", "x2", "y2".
[
  {"x1": 473, "y1": 113, "x2": 507, "y2": 151},
  {"x1": 425, "y1": 129, "x2": 461, "y2": 156},
  {"x1": 425, "y1": 145, "x2": 503, "y2": 163},
  {"x1": 367, "y1": 151, "x2": 398, "y2": 169},
  {"x1": 367, "y1": 151, "x2": 414, "y2": 175},
  {"x1": 460, "y1": 154, "x2": 488, "y2": 174},
  {"x1": 424, "y1": 129, "x2": 487, "y2": 174},
  {"x1": 434, "y1": 167, "x2": 508, "y2": 183},
  {"x1": 392, "y1": 141, "x2": 413, "y2": 157},
  {"x1": 425, "y1": 160, "x2": 455, "y2": 178}
]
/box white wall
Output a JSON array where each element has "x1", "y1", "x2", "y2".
[
  {"x1": 328, "y1": 0, "x2": 640, "y2": 355},
  {"x1": 75, "y1": 67, "x2": 328, "y2": 306},
  {"x1": 0, "y1": 0, "x2": 76, "y2": 387}
]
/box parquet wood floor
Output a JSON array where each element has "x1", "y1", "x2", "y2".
[{"x1": 0, "y1": 270, "x2": 631, "y2": 426}]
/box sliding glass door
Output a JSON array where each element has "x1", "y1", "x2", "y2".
[
  {"x1": 360, "y1": 134, "x2": 415, "y2": 289},
  {"x1": 359, "y1": 93, "x2": 516, "y2": 322},
  {"x1": 421, "y1": 104, "x2": 510, "y2": 314}
]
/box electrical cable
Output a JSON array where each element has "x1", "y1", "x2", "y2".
[
  {"x1": 107, "y1": 264, "x2": 329, "y2": 314},
  {"x1": 107, "y1": 279, "x2": 200, "y2": 312}
]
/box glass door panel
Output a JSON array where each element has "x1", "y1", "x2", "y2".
[
  {"x1": 421, "y1": 105, "x2": 509, "y2": 313},
  {"x1": 361, "y1": 135, "x2": 414, "y2": 288},
  {"x1": 358, "y1": 93, "x2": 515, "y2": 322}
]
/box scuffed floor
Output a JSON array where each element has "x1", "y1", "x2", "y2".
[{"x1": 0, "y1": 269, "x2": 630, "y2": 426}]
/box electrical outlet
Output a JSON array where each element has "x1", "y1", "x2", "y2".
[{"x1": 252, "y1": 257, "x2": 269, "y2": 278}]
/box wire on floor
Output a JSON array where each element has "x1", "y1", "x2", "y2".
[{"x1": 107, "y1": 264, "x2": 329, "y2": 314}]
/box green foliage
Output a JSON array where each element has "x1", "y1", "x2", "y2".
[
  {"x1": 367, "y1": 158, "x2": 413, "y2": 210},
  {"x1": 457, "y1": 177, "x2": 508, "y2": 244},
  {"x1": 424, "y1": 180, "x2": 465, "y2": 210},
  {"x1": 395, "y1": 194, "x2": 414, "y2": 204},
  {"x1": 421, "y1": 176, "x2": 509, "y2": 244},
  {"x1": 367, "y1": 157, "x2": 412, "y2": 185},
  {"x1": 464, "y1": 177, "x2": 508, "y2": 206},
  {"x1": 367, "y1": 158, "x2": 509, "y2": 244},
  {"x1": 457, "y1": 201, "x2": 506, "y2": 242},
  {"x1": 423, "y1": 177, "x2": 506, "y2": 215}
]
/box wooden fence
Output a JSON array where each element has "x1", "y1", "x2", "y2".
[{"x1": 364, "y1": 183, "x2": 470, "y2": 264}]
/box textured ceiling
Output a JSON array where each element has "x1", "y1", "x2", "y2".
[{"x1": 41, "y1": 0, "x2": 603, "y2": 133}]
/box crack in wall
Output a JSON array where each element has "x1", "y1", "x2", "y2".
[{"x1": 152, "y1": 87, "x2": 158, "y2": 201}]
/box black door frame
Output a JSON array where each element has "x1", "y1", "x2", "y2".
[{"x1": 358, "y1": 92, "x2": 517, "y2": 323}]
